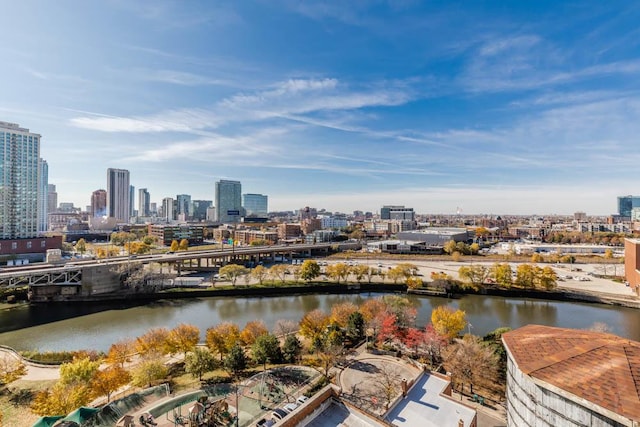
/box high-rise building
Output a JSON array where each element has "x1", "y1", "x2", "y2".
[
  {"x1": 243, "y1": 193, "x2": 268, "y2": 217},
  {"x1": 176, "y1": 194, "x2": 191, "y2": 219},
  {"x1": 129, "y1": 185, "x2": 135, "y2": 218},
  {"x1": 215, "y1": 180, "x2": 242, "y2": 223},
  {"x1": 91, "y1": 189, "x2": 107, "y2": 217},
  {"x1": 138, "y1": 188, "x2": 150, "y2": 217},
  {"x1": 618, "y1": 196, "x2": 640, "y2": 218},
  {"x1": 161, "y1": 197, "x2": 175, "y2": 222},
  {"x1": 107, "y1": 168, "x2": 130, "y2": 222},
  {"x1": 0, "y1": 122, "x2": 41, "y2": 238},
  {"x1": 192, "y1": 200, "x2": 212, "y2": 221},
  {"x1": 381, "y1": 205, "x2": 414, "y2": 221},
  {"x1": 150, "y1": 202, "x2": 157, "y2": 216},
  {"x1": 38, "y1": 158, "x2": 48, "y2": 233},
  {"x1": 47, "y1": 184, "x2": 57, "y2": 214}
]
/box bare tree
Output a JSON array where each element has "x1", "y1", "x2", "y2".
[
  {"x1": 373, "y1": 363, "x2": 402, "y2": 410},
  {"x1": 443, "y1": 335, "x2": 500, "y2": 396}
]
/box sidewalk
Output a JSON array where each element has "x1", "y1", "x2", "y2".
[{"x1": 451, "y1": 391, "x2": 506, "y2": 427}]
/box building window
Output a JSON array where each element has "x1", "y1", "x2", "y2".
[
  {"x1": 41, "y1": 240, "x2": 46, "y2": 248},
  {"x1": 11, "y1": 242, "x2": 17, "y2": 250},
  {"x1": 26, "y1": 241, "x2": 32, "y2": 249}
]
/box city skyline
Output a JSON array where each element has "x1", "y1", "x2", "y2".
[{"x1": 2, "y1": 2, "x2": 640, "y2": 214}]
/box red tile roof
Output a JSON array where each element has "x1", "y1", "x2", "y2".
[{"x1": 502, "y1": 325, "x2": 640, "y2": 422}]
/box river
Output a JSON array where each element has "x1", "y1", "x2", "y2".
[{"x1": 0, "y1": 292, "x2": 638, "y2": 352}]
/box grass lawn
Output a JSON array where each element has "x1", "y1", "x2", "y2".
[{"x1": 1, "y1": 379, "x2": 57, "y2": 427}]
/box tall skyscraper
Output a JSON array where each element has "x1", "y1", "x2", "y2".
[
  {"x1": 161, "y1": 197, "x2": 175, "y2": 221},
  {"x1": 618, "y1": 196, "x2": 640, "y2": 218},
  {"x1": 176, "y1": 194, "x2": 191, "y2": 219},
  {"x1": 0, "y1": 122, "x2": 40, "y2": 238},
  {"x1": 47, "y1": 184, "x2": 57, "y2": 214},
  {"x1": 91, "y1": 189, "x2": 107, "y2": 217},
  {"x1": 138, "y1": 188, "x2": 150, "y2": 217},
  {"x1": 129, "y1": 185, "x2": 135, "y2": 218},
  {"x1": 215, "y1": 180, "x2": 242, "y2": 223},
  {"x1": 192, "y1": 200, "x2": 212, "y2": 221},
  {"x1": 107, "y1": 168, "x2": 130, "y2": 222},
  {"x1": 243, "y1": 193, "x2": 268, "y2": 217},
  {"x1": 38, "y1": 158, "x2": 48, "y2": 233}
]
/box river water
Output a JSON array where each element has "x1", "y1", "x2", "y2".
[{"x1": 0, "y1": 293, "x2": 638, "y2": 352}]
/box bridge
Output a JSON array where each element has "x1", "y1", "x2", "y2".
[{"x1": 0, "y1": 242, "x2": 358, "y2": 302}]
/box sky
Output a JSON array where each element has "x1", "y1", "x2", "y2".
[{"x1": 2, "y1": 1, "x2": 640, "y2": 216}]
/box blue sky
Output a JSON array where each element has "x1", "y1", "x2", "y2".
[{"x1": 2, "y1": 1, "x2": 640, "y2": 215}]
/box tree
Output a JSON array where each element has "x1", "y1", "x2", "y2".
[
  {"x1": 374, "y1": 363, "x2": 402, "y2": 410},
  {"x1": 32, "y1": 382, "x2": 92, "y2": 416},
  {"x1": 458, "y1": 265, "x2": 490, "y2": 289},
  {"x1": 443, "y1": 335, "x2": 500, "y2": 395},
  {"x1": 531, "y1": 253, "x2": 544, "y2": 263},
  {"x1": 377, "y1": 312, "x2": 399, "y2": 345},
  {"x1": 330, "y1": 302, "x2": 358, "y2": 328},
  {"x1": 403, "y1": 328, "x2": 425, "y2": 356},
  {"x1": 179, "y1": 239, "x2": 189, "y2": 251},
  {"x1": 395, "y1": 263, "x2": 418, "y2": 278},
  {"x1": 351, "y1": 264, "x2": 369, "y2": 283},
  {"x1": 135, "y1": 327, "x2": 171, "y2": 357},
  {"x1": 490, "y1": 263, "x2": 512, "y2": 288},
  {"x1": 386, "y1": 267, "x2": 404, "y2": 284},
  {"x1": 91, "y1": 365, "x2": 131, "y2": 403},
  {"x1": 299, "y1": 309, "x2": 330, "y2": 344},
  {"x1": 0, "y1": 357, "x2": 25, "y2": 386},
  {"x1": 219, "y1": 264, "x2": 250, "y2": 285},
  {"x1": 423, "y1": 324, "x2": 448, "y2": 367},
  {"x1": 251, "y1": 265, "x2": 268, "y2": 285},
  {"x1": 469, "y1": 243, "x2": 480, "y2": 255},
  {"x1": 359, "y1": 298, "x2": 387, "y2": 324},
  {"x1": 451, "y1": 251, "x2": 462, "y2": 262},
  {"x1": 60, "y1": 357, "x2": 100, "y2": 386},
  {"x1": 326, "y1": 263, "x2": 350, "y2": 283},
  {"x1": 300, "y1": 260, "x2": 321, "y2": 281},
  {"x1": 167, "y1": 323, "x2": 200, "y2": 358},
  {"x1": 269, "y1": 264, "x2": 288, "y2": 284},
  {"x1": 224, "y1": 344, "x2": 246, "y2": 378},
  {"x1": 406, "y1": 276, "x2": 423, "y2": 289},
  {"x1": 346, "y1": 311, "x2": 365, "y2": 343},
  {"x1": 536, "y1": 266, "x2": 557, "y2": 290},
  {"x1": 308, "y1": 344, "x2": 343, "y2": 379},
  {"x1": 282, "y1": 334, "x2": 302, "y2": 363},
  {"x1": 274, "y1": 319, "x2": 297, "y2": 337},
  {"x1": 185, "y1": 347, "x2": 215, "y2": 381},
  {"x1": 106, "y1": 339, "x2": 134, "y2": 369},
  {"x1": 206, "y1": 322, "x2": 240, "y2": 361},
  {"x1": 240, "y1": 320, "x2": 268, "y2": 345},
  {"x1": 131, "y1": 359, "x2": 168, "y2": 388},
  {"x1": 431, "y1": 306, "x2": 466, "y2": 340},
  {"x1": 443, "y1": 240, "x2": 457, "y2": 255},
  {"x1": 515, "y1": 264, "x2": 536, "y2": 288},
  {"x1": 75, "y1": 238, "x2": 87, "y2": 255},
  {"x1": 170, "y1": 240, "x2": 180, "y2": 252},
  {"x1": 252, "y1": 333, "x2": 282, "y2": 370}
]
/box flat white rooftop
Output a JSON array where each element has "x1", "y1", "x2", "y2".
[
  {"x1": 386, "y1": 373, "x2": 476, "y2": 427},
  {"x1": 304, "y1": 400, "x2": 385, "y2": 427}
]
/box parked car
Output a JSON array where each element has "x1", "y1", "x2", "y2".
[
  {"x1": 296, "y1": 396, "x2": 309, "y2": 405},
  {"x1": 271, "y1": 408, "x2": 288, "y2": 421},
  {"x1": 282, "y1": 403, "x2": 298, "y2": 413}
]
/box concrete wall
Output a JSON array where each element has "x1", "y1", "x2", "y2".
[
  {"x1": 81, "y1": 265, "x2": 121, "y2": 295},
  {"x1": 506, "y1": 354, "x2": 626, "y2": 427},
  {"x1": 624, "y1": 239, "x2": 640, "y2": 295}
]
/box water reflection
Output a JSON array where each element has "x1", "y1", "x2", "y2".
[{"x1": 0, "y1": 293, "x2": 638, "y2": 352}]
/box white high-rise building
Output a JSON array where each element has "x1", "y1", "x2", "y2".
[
  {"x1": 138, "y1": 188, "x2": 150, "y2": 217},
  {"x1": 215, "y1": 180, "x2": 242, "y2": 223},
  {"x1": 162, "y1": 197, "x2": 175, "y2": 222},
  {"x1": 107, "y1": 168, "x2": 130, "y2": 222},
  {"x1": 38, "y1": 158, "x2": 48, "y2": 233},
  {"x1": 0, "y1": 121, "x2": 41, "y2": 238}
]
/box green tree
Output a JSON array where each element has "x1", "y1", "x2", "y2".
[
  {"x1": 282, "y1": 335, "x2": 302, "y2": 363},
  {"x1": 131, "y1": 359, "x2": 168, "y2": 387},
  {"x1": 179, "y1": 239, "x2": 189, "y2": 251},
  {"x1": 185, "y1": 347, "x2": 216, "y2": 381},
  {"x1": 224, "y1": 344, "x2": 247, "y2": 378},
  {"x1": 170, "y1": 240, "x2": 180, "y2": 252},
  {"x1": 300, "y1": 260, "x2": 321, "y2": 281},
  {"x1": 346, "y1": 311, "x2": 365, "y2": 343},
  {"x1": 60, "y1": 357, "x2": 100, "y2": 385},
  {"x1": 251, "y1": 265, "x2": 268, "y2": 285},
  {"x1": 251, "y1": 333, "x2": 282, "y2": 370},
  {"x1": 75, "y1": 238, "x2": 87, "y2": 255},
  {"x1": 219, "y1": 264, "x2": 250, "y2": 285}
]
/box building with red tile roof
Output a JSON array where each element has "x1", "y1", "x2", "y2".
[{"x1": 502, "y1": 324, "x2": 640, "y2": 426}]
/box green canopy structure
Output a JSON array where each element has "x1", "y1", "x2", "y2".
[
  {"x1": 60, "y1": 407, "x2": 99, "y2": 424},
  {"x1": 31, "y1": 416, "x2": 64, "y2": 427}
]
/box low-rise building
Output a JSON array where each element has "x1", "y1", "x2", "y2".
[
  {"x1": 397, "y1": 228, "x2": 471, "y2": 246},
  {"x1": 147, "y1": 224, "x2": 204, "y2": 246},
  {"x1": 502, "y1": 325, "x2": 640, "y2": 426},
  {"x1": 278, "y1": 223, "x2": 301, "y2": 240}
]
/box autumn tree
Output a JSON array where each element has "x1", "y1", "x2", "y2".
[
  {"x1": 219, "y1": 264, "x2": 250, "y2": 285},
  {"x1": 359, "y1": 298, "x2": 387, "y2": 324},
  {"x1": 170, "y1": 240, "x2": 180, "y2": 252},
  {"x1": 206, "y1": 322, "x2": 240, "y2": 361},
  {"x1": 382, "y1": 295, "x2": 416, "y2": 331},
  {"x1": 60, "y1": 357, "x2": 100, "y2": 386},
  {"x1": 106, "y1": 339, "x2": 134, "y2": 369},
  {"x1": 185, "y1": 347, "x2": 215, "y2": 381},
  {"x1": 274, "y1": 319, "x2": 297, "y2": 337},
  {"x1": 252, "y1": 333, "x2": 282, "y2": 370},
  {"x1": 406, "y1": 276, "x2": 423, "y2": 289},
  {"x1": 91, "y1": 365, "x2": 131, "y2": 403},
  {"x1": 443, "y1": 335, "x2": 500, "y2": 395},
  {"x1": 515, "y1": 264, "x2": 536, "y2": 288},
  {"x1": 395, "y1": 263, "x2": 418, "y2": 278},
  {"x1": 330, "y1": 302, "x2": 358, "y2": 328},
  {"x1": 374, "y1": 363, "x2": 403, "y2": 410},
  {"x1": 423, "y1": 324, "x2": 448, "y2": 367},
  {"x1": 308, "y1": 344, "x2": 344, "y2": 379},
  {"x1": 178, "y1": 239, "x2": 189, "y2": 251},
  {"x1": 300, "y1": 260, "x2": 321, "y2": 281},
  {"x1": 431, "y1": 306, "x2": 466, "y2": 340},
  {"x1": 32, "y1": 382, "x2": 92, "y2": 416},
  {"x1": 403, "y1": 328, "x2": 425, "y2": 357},
  {"x1": 299, "y1": 309, "x2": 330, "y2": 352},
  {"x1": 443, "y1": 240, "x2": 458, "y2": 255},
  {"x1": 490, "y1": 263, "x2": 512, "y2": 288},
  {"x1": 75, "y1": 238, "x2": 87, "y2": 255},
  {"x1": 536, "y1": 266, "x2": 558, "y2": 290},
  {"x1": 135, "y1": 327, "x2": 171, "y2": 357},
  {"x1": 351, "y1": 264, "x2": 369, "y2": 283},
  {"x1": 326, "y1": 263, "x2": 350, "y2": 283},
  {"x1": 240, "y1": 320, "x2": 268, "y2": 346},
  {"x1": 386, "y1": 267, "x2": 405, "y2": 284},
  {"x1": 251, "y1": 265, "x2": 268, "y2": 285},
  {"x1": 377, "y1": 312, "x2": 400, "y2": 345},
  {"x1": 269, "y1": 264, "x2": 288, "y2": 284},
  {"x1": 458, "y1": 265, "x2": 490, "y2": 289},
  {"x1": 167, "y1": 323, "x2": 200, "y2": 358}
]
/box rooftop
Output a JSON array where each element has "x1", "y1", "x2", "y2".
[{"x1": 502, "y1": 324, "x2": 640, "y2": 422}]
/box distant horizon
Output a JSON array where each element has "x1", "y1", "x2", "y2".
[{"x1": 2, "y1": 2, "x2": 638, "y2": 216}]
